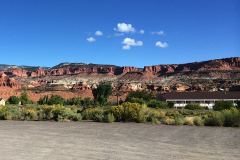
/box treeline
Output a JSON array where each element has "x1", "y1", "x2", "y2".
[
  {"x1": 7, "y1": 83, "x2": 112, "y2": 107},
  {"x1": 7, "y1": 88, "x2": 240, "y2": 111}
]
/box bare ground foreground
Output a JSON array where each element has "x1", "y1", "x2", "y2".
[{"x1": 0, "y1": 121, "x2": 239, "y2": 160}]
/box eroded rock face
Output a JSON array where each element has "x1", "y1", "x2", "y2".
[
  {"x1": 0, "y1": 72, "x2": 21, "y2": 88},
  {"x1": 143, "y1": 57, "x2": 240, "y2": 75},
  {"x1": 2, "y1": 57, "x2": 240, "y2": 78},
  {"x1": 121, "y1": 67, "x2": 139, "y2": 73},
  {"x1": 0, "y1": 57, "x2": 239, "y2": 101},
  {"x1": 143, "y1": 65, "x2": 176, "y2": 75},
  {"x1": 9, "y1": 68, "x2": 28, "y2": 77}
]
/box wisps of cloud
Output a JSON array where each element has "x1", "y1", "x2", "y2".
[
  {"x1": 114, "y1": 23, "x2": 135, "y2": 33},
  {"x1": 86, "y1": 37, "x2": 96, "y2": 42},
  {"x1": 155, "y1": 41, "x2": 168, "y2": 48},
  {"x1": 139, "y1": 29, "x2": 145, "y2": 34},
  {"x1": 122, "y1": 37, "x2": 143, "y2": 50},
  {"x1": 151, "y1": 31, "x2": 164, "y2": 36},
  {"x1": 95, "y1": 30, "x2": 103, "y2": 36}
]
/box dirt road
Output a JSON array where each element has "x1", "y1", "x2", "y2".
[{"x1": 0, "y1": 121, "x2": 239, "y2": 160}]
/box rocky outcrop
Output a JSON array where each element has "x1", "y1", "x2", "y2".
[
  {"x1": 0, "y1": 72, "x2": 21, "y2": 88},
  {"x1": 143, "y1": 57, "x2": 240, "y2": 75},
  {"x1": 143, "y1": 65, "x2": 176, "y2": 75},
  {"x1": 30, "y1": 68, "x2": 46, "y2": 77},
  {"x1": 2, "y1": 57, "x2": 240, "y2": 78}
]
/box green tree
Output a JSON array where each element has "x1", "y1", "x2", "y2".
[
  {"x1": 147, "y1": 99, "x2": 169, "y2": 109},
  {"x1": 8, "y1": 96, "x2": 20, "y2": 104},
  {"x1": 48, "y1": 95, "x2": 65, "y2": 105},
  {"x1": 236, "y1": 101, "x2": 240, "y2": 109},
  {"x1": 20, "y1": 91, "x2": 31, "y2": 105},
  {"x1": 92, "y1": 83, "x2": 112, "y2": 106},
  {"x1": 81, "y1": 97, "x2": 94, "y2": 108},
  {"x1": 185, "y1": 103, "x2": 203, "y2": 110},
  {"x1": 213, "y1": 101, "x2": 234, "y2": 111},
  {"x1": 38, "y1": 96, "x2": 49, "y2": 105},
  {"x1": 65, "y1": 97, "x2": 82, "y2": 105},
  {"x1": 126, "y1": 91, "x2": 155, "y2": 104}
]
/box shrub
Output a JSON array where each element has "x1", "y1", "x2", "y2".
[
  {"x1": 222, "y1": 108, "x2": 240, "y2": 127},
  {"x1": 21, "y1": 107, "x2": 38, "y2": 120},
  {"x1": 204, "y1": 112, "x2": 225, "y2": 126},
  {"x1": 64, "y1": 97, "x2": 82, "y2": 106},
  {"x1": 183, "y1": 117, "x2": 194, "y2": 125},
  {"x1": 166, "y1": 110, "x2": 180, "y2": 118},
  {"x1": 39, "y1": 105, "x2": 54, "y2": 120},
  {"x1": 185, "y1": 104, "x2": 203, "y2": 110},
  {"x1": 110, "y1": 102, "x2": 147, "y2": 122},
  {"x1": 167, "y1": 101, "x2": 174, "y2": 108},
  {"x1": 162, "y1": 117, "x2": 175, "y2": 125},
  {"x1": 236, "y1": 101, "x2": 240, "y2": 109},
  {"x1": 8, "y1": 96, "x2": 20, "y2": 105},
  {"x1": 150, "y1": 117, "x2": 160, "y2": 125},
  {"x1": 51, "y1": 105, "x2": 76, "y2": 121},
  {"x1": 104, "y1": 113, "x2": 115, "y2": 123},
  {"x1": 0, "y1": 106, "x2": 12, "y2": 120},
  {"x1": 81, "y1": 98, "x2": 94, "y2": 108},
  {"x1": 69, "y1": 112, "x2": 82, "y2": 121},
  {"x1": 146, "y1": 109, "x2": 165, "y2": 122},
  {"x1": 174, "y1": 116, "x2": 184, "y2": 125},
  {"x1": 126, "y1": 91, "x2": 155, "y2": 103},
  {"x1": 147, "y1": 100, "x2": 169, "y2": 109},
  {"x1": 122, "y1": 102, "x2": 147, "y2": 122},
  {"x1": 82, "y1": 107, "x2": 104, "y2": 121},
  {"x1": 20, "y1": 91, "x2": 31, "y2": 105},
  {"x1": 48, "y1": 95, "x2": 65, "y2": 105},
  {"x1": 213, "y1": 101, "x2": 234, "y2": 111},
  {"x1": 193, "y1": 116, "x2": 204, "y2": 126},
  {"x1": 38, "y1": 96, "x2": 49, "y2": 105},
  {"x1": 110, "y1": 105, "x2": 124, "y2": 121},
  {"x1": 127, "y1": 97, "x2": 145, "y2": 104}
]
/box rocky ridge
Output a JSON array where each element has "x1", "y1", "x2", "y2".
[{"x1": 0, "y1": 57, "x2": 239, "y2": 101}]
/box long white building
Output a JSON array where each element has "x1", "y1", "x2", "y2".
[{"x1": 158, "y1": 92, "x2": 240, "y2": 109}]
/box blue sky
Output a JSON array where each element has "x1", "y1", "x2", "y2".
[{"x1": 0, "y1": 0, "x2": 239, "y2": 67}]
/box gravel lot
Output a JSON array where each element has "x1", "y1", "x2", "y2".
[{"x1": 0, "y1": 121, "x2": 239, "y2": 160}]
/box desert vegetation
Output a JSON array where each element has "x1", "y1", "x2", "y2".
[{"x1": 2, "y1": 89, "x2": 240, "y2": 127}]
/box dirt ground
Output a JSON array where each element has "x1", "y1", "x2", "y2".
[{"x1": 0, "y1": 121, "x2": 239, "y2": 160}]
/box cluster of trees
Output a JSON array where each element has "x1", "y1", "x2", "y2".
[
  {"x1": 38, "y1": 83, "x2": 112, "y2": 106},
  {"x1": 7, "y1": 85, "x2": 240, "y2": 112},
  {"x1": 8, "y1": 91, "x2": 32, "y2": 105},
  {"x1": 7, "y1": 83, "x2": 113, "y2": 107},
  {"x1": 125, "y1": 91, "x2": 174, "y2": 109},
  {"x1": 38, "y1": 95, "x2": 94, "y2": 107}
]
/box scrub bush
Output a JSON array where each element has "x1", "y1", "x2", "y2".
[
  {"x1": 204, "y1": 112, "x2": 225, "y2": 126},
  {"x1": 185, "y1": 104, "x2": 203, "y2": 110},
  {"x1": 147, "y1": 100, "x2": 169, "y2": 109},
  {"x1": 213, "y1": 101, "x2": 234, "y2": 111},
  {"x1": 193, "y1": 116, "x2": 204, "y2": 126},
  {"x1": 222, "y1": 108, "x2": 240, "y2": 127},
  {"x1": 104, "y1": 113, "x2": 115, "y2": 123},
  {"x1": 82, "y1": 107, "x2": 104, "y2": 121},
  {"x1": 183, "y1": 117, "x2": 194, "y2": 125}
]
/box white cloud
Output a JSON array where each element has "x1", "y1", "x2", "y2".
[
  {"x1": 151, "y1": 31, "x2": 164, "y2": 35},
  {"x1": 139, "y1": 29, "x2": 145, "y2": 34},
  {"x1": 155, "y1": 41, "x2": 168, "y2": 48},
  {"x1": 122, "y1": 45, "x2": 130, "y2": 50},
  {"x1": 122, "y1": 37, "x2": 143, "y2": 50},
  {"x1": 95, "y1": 30, "x2": 103, "y2": 36},
  {"x1": 86, "y1": 37, "x2": 96, "y2": 42},
  {"x1": 114, "y1": 23, "x2": 135, "y2": 33}
]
